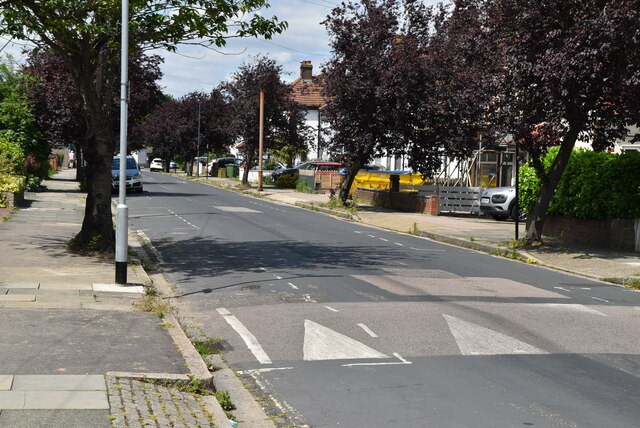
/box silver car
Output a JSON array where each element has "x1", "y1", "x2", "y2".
[{"x1": 480, "y1": 186, "x2": 525, "y2": 221}]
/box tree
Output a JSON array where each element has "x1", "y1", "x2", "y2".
[
  {"x1": 139, "y1": 90, "x2": 234, "y2": 174},
  {"x1": 0, "y1": 0, "x2": 286, "y2": 253},
  {"x1": 485, "y1": 0, "x2": 640, "y2": 243},
  {"x1": 223, "y1": 56, "x2": 309, "y2": 185},
  {"x1": 24, "y1": 50, "x2": 164, "y2": 181},
  {"x1": 322, "y1": 0, "x2": 443, "y2": 202}
]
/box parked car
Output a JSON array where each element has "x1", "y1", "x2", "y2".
[
  {"x1": 169, "y1": 160, "x2": 177, "y2": 170},
  {"x1": 149, "y1": 158, "x2": 163, "y2": 171},
  {"x1": 480, "y1": 186, "x2": 525, "y2": 221},
  {"x1": 271, "y1": 161, "x2": 344, "y2": 181},
  {"x1": 338, "y1": 164, "x2": 385, "y2": 175},
  {"x1": 206, "y1": 157, "x2": 243, "y2": 174},
  {"x1": 112, "y1": 156, "x2": 143, "y2": 193}
]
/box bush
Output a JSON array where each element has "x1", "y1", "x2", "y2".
[
  {"x1": 519, "y1": 148, "x2": 640, "y2": 220},
  {"x1": 275, "y1": 174, "x2": 298, "y2": 189},
  {"x1": 0, "y1": 174, "x2": 24, "y2": 207},
  {"x1": 0, "y1": 135, "x2": 25, "y2": 175}
]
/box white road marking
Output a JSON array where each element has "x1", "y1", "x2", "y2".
[
  {"x1": 379, "y1": 238, "x2": 389, "y2": 242},
  {"x1": 580, "y1": 288, "x2": 591, "y2": 290},
  {"x1": 354, "y1": 231, "x2": 362, "y2": 234},
  {"x1": 554, "y1": 286, "x2": 571, "y2": 292},
  {"x1": 625, "y1": 262, "x2": 640, "y2": 266},
  {"x1": 533, "y1": 303, "x2": 607, "y2": 317},
  {"x1": 217, "y1": 308, "x2": 272, "y2": 364},
  {"x1": 358, "y1": 323, "x2": 378, "y2": 337},
  {"x1": 368, "y1": 234, "x2": 376, "y2": 238},
  {"x1": 409, "y1": 248, "x2": 446, "y2": 252},
  {"x1": 303, "y1": 294, "x2": 316, "y2": 303},
  {"x1": 213, "y1": 206, "x2": 261, "y2": 213},
  {"x1": 275, "y1": 276, "x2": 282, "y2": 280},
  {"x1": 394, "y1": 242, "x2": 403, "y2": 246},
  {"x1": 591, "y1": 296, "x2": 610, "y2": 303},
  {"x1": 288, "y1": 283, "x2": 299, "y2": 290},
  {"x1": 166, "y1": 209, "x2": 200, "y2": 230},
  {"x1": 236, "y1": 367, "x2": 294, "y2": 375},
  {"x1": 324, "y1": 306, "x2": 339, "y2": 312},
  {"x1": 258, "y1": 267, "x2": 267, "y2": 271},
  {"x1": 343, "y1": 353, "x2": 411, "y2": 367},
  {"x1": 443, "y1": 314, "x2": 547, "y2": 356},
  {"x1": 303, "y1": 319, "x2": 388, "y2": 361}
]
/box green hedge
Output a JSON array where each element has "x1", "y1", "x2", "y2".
[{"x1": 519, "y1": 147, "x2": 640, "y2": 220}]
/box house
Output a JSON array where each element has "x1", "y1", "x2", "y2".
[{"x1": 290, "y1": 61, "x2": 330, "y2": 161}]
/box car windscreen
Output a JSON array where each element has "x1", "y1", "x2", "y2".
[{"x1": 112, "y1": 158, "x2": 138, "y2": 170}]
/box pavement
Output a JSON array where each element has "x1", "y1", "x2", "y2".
[{"x1": 1, "y1": 169, "x2": 638, "y2": 428}]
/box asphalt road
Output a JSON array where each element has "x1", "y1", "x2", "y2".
[{"x1": 127, "y1": 171, "x2": 640, "y2": 427}]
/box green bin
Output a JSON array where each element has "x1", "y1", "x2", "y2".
[{"x1": 226, "y1": 164, "x2": 239, "y2": 178}]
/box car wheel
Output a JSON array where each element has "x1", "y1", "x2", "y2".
[
  {"x1": 511, "y1": 204, "x2": 526, "y2": 222},
  {"x1": 491, "y1": 214, "x2": 509, "y2": 221}
]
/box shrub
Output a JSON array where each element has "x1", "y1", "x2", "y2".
[
  {"x1": 0, "y1": 174, "x2": 24, "y2": 207},
  {"x1": 519, "y1": 148, "x2": 640, "y2": 220},
  {"x1": 0, "y1": 135, "x2": 25, "y2": 175},
  {"x1": 275, "y1": 174, "x2": 298, "y2": 189}
]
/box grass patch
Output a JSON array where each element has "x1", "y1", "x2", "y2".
[
  {"x1": 192, "y1": 337, "x2": 225, "y2": 356},
  {"x1": 408, "y1": 222, "x2": 419, "y2": 235},
  {"x1": 601, "y1": 277, "x2": 640, "y2": 290}
]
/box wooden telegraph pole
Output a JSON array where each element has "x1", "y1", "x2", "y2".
[{"x1": 258, "y1": 89, "x2": 264, "y2": 191}]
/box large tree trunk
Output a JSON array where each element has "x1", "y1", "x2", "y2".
[
  {"x1": 69, "y1": 50, "x2": 117, "y2": 253},
  {"x1": 525, "y1": 127, "x2": 579, "y2": 244},
  {"x1": 339, "y1": 159, "x2": 363, "y2": 203}
]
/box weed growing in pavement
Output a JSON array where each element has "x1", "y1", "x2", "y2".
[
  {"x1": 470, "y1": 236, "x2": 475, "y2": 241},
  {"x1": 192, "y1": 337, "x2": 225, "y2": 356},
  {"x1": 408, "y1": 222, "x2": 419, "y2": 235},
  {"x1": 215, "y1": 390, "x2": 236, "y2": 411},
  {"x1": 295, "y1": 180, "x2": 312, "y2": 193},
  {"x1": 133, "y1": 294, "x2": 170, "y2": 318}
]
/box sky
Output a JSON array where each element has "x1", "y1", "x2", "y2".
[{"x1": 0, "y1": 0, "x2": 442, "y2": 98}]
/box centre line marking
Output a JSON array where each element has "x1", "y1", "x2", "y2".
[
  {"x1": 275, "y1": 275, "x2": 282, "y2": 280},
  {"x1": 354, "y1": 231, "x2": 362, "y2": 234},
  {"x1": 288, "y1": 283, "x2": 299, "y2": 290},
  {"x1": 216, "y1": 308, "x2": 272, "y2": 364},
  {"x1": 324, "y1": 306, "x2": 339, "y2": 312},
  {"x1": 394, "y1": 242, "x2": 403, "y2": 246},
  {"x1": 591, "y1": 296, "x2": 610, "y2": 303},
  {"x1": 368, "y1": 234, "x2": 376, "y2": 238},
  {"x1": 358, "y1": 323, "x2": 378, "y2": 337},
  {"x1": 554, "y1": 287, "x2": 571, "y2": 292},
  {"x1": 380, "y1": 238, "x2": 388, "y2": 242}
]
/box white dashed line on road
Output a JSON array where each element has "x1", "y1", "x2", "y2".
[
  {"x1": 368, "y1": 234, "x2": 376, "y2": 238},
  {"x1": 167, "y1": 209, "x2": 200, "y2": 230},
  {"x1": 324, "y1": 306, "x2": 339, "y2": 312},
  {"x1": 288, "y1": 283, "x2": 299, "y2": 290},
  {"x1": 275, "y1": 275, "x2": 282, "y2": 280},
  {"x1": 591, "y1": 296, "x2": 610, "y2": 303},
  {"x1": 394, "y1": 242, "x2": 403, "y2": 246},
  {"x1": 217, "y1": 308, "x2": 272, "y2": 364},
  {"x1": 554, "y1": 286, "x2": 571, "y2": 292},
  {"x1": 354, "y1": 231, "x2": 362, "y2": 234},
  {"x1": 380, "y1": 238, "x2": 389, "y2": 242},
  {"x1": 303, "y1": 294, "x2": 316, "y2": 303},
  {"x1": 358, "y1": 323, "x2": 378, "y2": 337}
]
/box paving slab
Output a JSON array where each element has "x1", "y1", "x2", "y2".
[
  {"x1": 0, "y1": 376, "x2": 13, "y2": 391},
  {"x1": 0, "y1": 410, "x2": 110, "y2": 428},
  {"x1": 0, "y1": 295, "x2": 36, "y2": 302},
  {"x1": 3, "y1": 283, "x2": 39, "y2": 289},
  {"x1": 24, "y1": 391, "x2": 109, "y2": 410},
  {"x1": 92, "y1": 283, "x2": 144, "y2": 294},
  {"x1": 12, "y1": 375, "x2": 105, "y2": 391}
]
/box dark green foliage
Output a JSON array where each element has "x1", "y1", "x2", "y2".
[
  {"x1": 275, "y1": 174, "x2": 298, "y2": 189},
  {"x1": 520, "y1": 149, "x2": 640, "y2": 220}
]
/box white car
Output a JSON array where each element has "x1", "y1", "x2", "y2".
[{"x1": 149, "y1": 158, "x2": 163, "y2": 171}]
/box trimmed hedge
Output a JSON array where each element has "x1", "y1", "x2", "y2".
[{"x1": 519, "y1": 147, "x2": 640, "y2": 220}]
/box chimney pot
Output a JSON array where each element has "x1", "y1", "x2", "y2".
[{"x1": 300, "y1": 61, "x2": 313, "y2": 81}]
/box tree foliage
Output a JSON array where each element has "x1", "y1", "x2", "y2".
[
  {"x1": 222, "y1": 56, "x2": 309, "y2": 185},
  {"x1": 139, "y1": 90, "x2": 235, "y2": 174},
  {"x1": 0, "y1": 0, "x2": 287, "y2": 252},
  {"x1": 484, "y1": 0, "x2": 640, "y2": 242}
]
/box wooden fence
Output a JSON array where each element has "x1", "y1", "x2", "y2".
[{"x1": 401, "y1": 184, "x2": 482, "y2": 214}]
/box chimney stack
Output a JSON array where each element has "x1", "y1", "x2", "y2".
[{"x1": 300, "y1": 60, "x2": 313, "y2": 81}]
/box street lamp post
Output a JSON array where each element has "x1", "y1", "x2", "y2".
[{"x1": 115, "y1": 0, "x2": 129, "y2": 284}]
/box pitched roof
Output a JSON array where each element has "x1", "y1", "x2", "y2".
[{"x1": 290, "y1": 74, "x2": 327, "y2": 110}]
